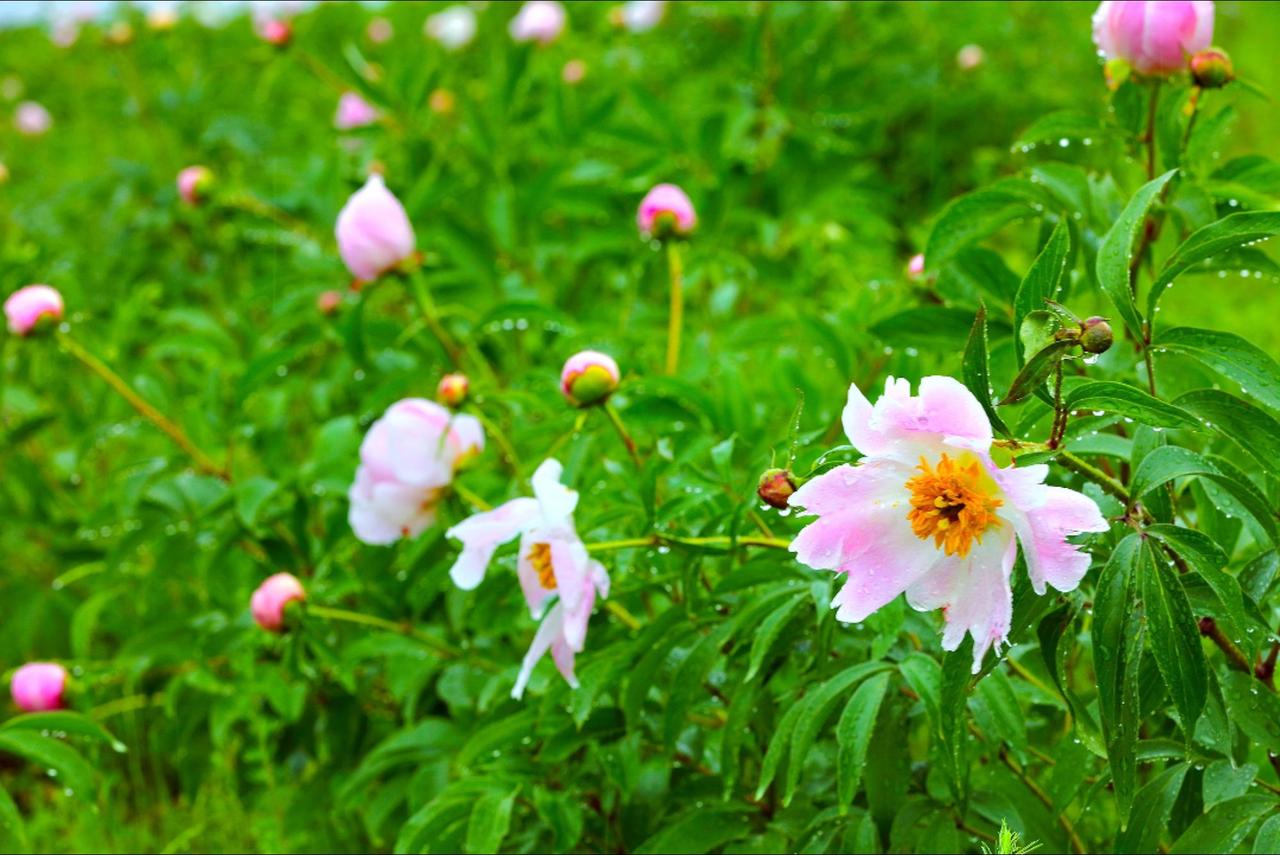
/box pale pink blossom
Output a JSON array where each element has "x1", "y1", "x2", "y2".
[
  {"x1": 956, "y1": 44, "x2": 985, "y2": 70},
  {"x1": 349, "y1": 399, "x2": 484, "y2": 545},
  {"x1": 367, "y1": 17, "x2": 393, "y2": 44},
  {"x1": 251, "y1": 573, "x2": 306, "y2": 632},
  {"x1": 620, "y1": 1, "x2": 666, "y2": 33},
  {"x1": 335, "y1": 174, "x2": 417, "y2": 282},
  {"x1": 14, "y1": 101, "x2": 51, "y2": 136},
  {"x1": 789, "y1": 376, "x2": 1108, "y2": 672},
  {"x1": 334, "y1": 91, "x2": 380, "y2": 130},
  {"x1": 560, "y1": 350, "x2": 620, "y2": 406},
  {"x1": 1092, "y1": 1, "x2": 1213, "y2": 75},
  {"x1": 510, "y1": 1, "x2": 566, "y2": 44},
  {"x1": 907, "y1": 253, "x2": 926, "y2": 279},
  {"x1": 637, "y1": 183, "x2": 696, "y2": 238},
  {"x1": 562, "y1": 59, "x2": 587, "y2": 85},
  {"x1": 177, "y1": 165, "x2": 213, "y2": 205},
  {"x1": 446, "y1": 459, "x2": 609, "y2": 698},
  {"x1": 426, "y1": 5, "x2": 478, "y2": 50},
  {"x1": 5, "y1": 285, "x2": 64, "y2": 335},
  {"x1": 10, "y1": 663, "x2": 67, "y2": 712},
  {"x1": 257, "y1": 17, "x2": 292, "y2": 46}
]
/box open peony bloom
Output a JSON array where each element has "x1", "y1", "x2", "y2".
[
  {"x1": 510, "y1": 1, "x2": 566, "y2": 44},
  {"x1": 177, "y1": 165, "x2": 214, "y2": 205},
  {"x1": 14, "y1": 101, "x2": 51, "y2": 136},
  {"x1": 335, "y1": 174, "x2": 417, "y2": 282},
  {"x1": 789, "y1": 376, "x2": 1108, "y2": 672},
  {"x1": 620, "y1": 1, "x2": 666, "y2": 33},
  {"x1": 11, "y1": 662, "x2": 68, "y2": 712},
  {"x1": 560, "y1": 350, "x2": 620, "y2": 407},
  {"x1": 426, "y1": 5, "x2": 477, "y2": 50},
  {"x1": 1092, "y1": 1, "x2": 1213, "y2": 76},
  {"x1": 5, "y1": 284, "x2": 64, "y2": 335},
  {"x1": 251, "y1": 573, "x2": 306, "y2": 632},
  {"x1": 334, "y1": 91, "x2": 379, "y2": 130},
  {"x1": 349, "y1": 399, "x2": 484, "y2": 545},
  {"x1": 637, "y1": 183, "x2": 696, "y2": 238},
  {"x1": 446, "y1": 459, "x2": 609, "y2": 698}
]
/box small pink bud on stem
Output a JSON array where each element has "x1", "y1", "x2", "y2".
[
  {"x1": 438, "y1": 373, "x2": 470, "y2": 408},
  {"x1": 757, "y1": 468, "x2": 798, "y2": 510}
]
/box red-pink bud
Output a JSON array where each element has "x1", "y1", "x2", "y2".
[
  {"x1": 1190, "y1": 47, "x2": 1233, "y2": 88},
  {"x1": 757, "y1": 468, "x2": 797, "y2": 510},
  {"x1": 562, "y1": 59, "x2": 587, "y2": 85},
  {"x1": 334, "y1": 91, "x2": 379, "y2": 130},
  {"x1": 10, "y1": 662, "x2": 68, "y2": 712},
  {"x1": 637, "y1": 184, "x2": 696, "y2": 239},
  {"x1": 438, "y1": 373, "x2": 470, "y2": 408},
  {"x1": 257, "y1": 17, "x2": 292, "y2": 46},
  {"x1": 251, "y1": 573, "x2": 306, "y2": 632},
  {"x1": 334, "y1": 175, "x2": 417, "y2": 283},
  {"x1": 5, "y1": 284, "x2": 64, "y2": 336},
  {"x1": 317, "y1": 290, "x2": 343, "y2": 316},
  {"x1": 906, "y1": 253, "x2": 926, "y2": 279},
  {"x1": 176, "y1": 165, "x2": 214, "y2": 205},
  {"x1": 367, "y1": 17, "x2": 393, "y2": 44},
  {"x1": 561, "y1": 350, "x2": 620, "y2": 407}
]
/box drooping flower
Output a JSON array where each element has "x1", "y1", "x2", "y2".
[
  {"x1": 5, "y1": 284, "x2": 64, "y2": 335},
  {"x1": 334, "y1": 91, "x2": 379, "y2": 130},
  {"x1": 14, "y1": 101, "x2": 51, "y2": 136},
  {"x1": 560, "y1": 350, "x2": 620, "y2": 407},
  {"x1": 176, "y1": 165, "x2": 214, "y2": 205},
  {"x1": 10, "y1": 662, "x2": 68, "y2": 712},
  {"x1": 335, "y1": 174, "x2": 417, "y2": 282},
  {"x1": 446, "y1": 459, "x2": 609, "y2": 698},
  {"x1": 619, "y1": 1, "x2": 666, "y2": 33},
  {"x1": 637, "y1": 183, "x2": 696, "y2": 239},
  {"x1": 789, "y1": 376, "x2": 1108, "y2": 672},
  {"x1": 251, "y1": 573, "x2": 307, "y2": 632},
  {"x1": 1092, "y1": 1, "x2": 1213, "y2": 76},
  {"x1": 425, "y1": 5, "x2": 478, "y2": 50},
  {"x1": 348, "y1": 399, "x2": 484, "y2": 545},
  {"x1": 510, "y1": 1, "x2": 566, "y2": 44}
]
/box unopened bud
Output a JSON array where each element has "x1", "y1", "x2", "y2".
[
  {"x1": 1190, "y1": 48, "x2": 1234, "y2": 89},
  {"x1": 317, "y1": 290, "x2": 343, "y2": 316},
  {"x1": 176, "y1": 165, "x2": 214, "y2": 205},
  {"x1": 757, "y1": 468, "x2": 797, "y2": 510},
  {"x1": 251, "y1": 573, "x2": 306, "y2": 633},
  {"x1": 10, "y1": 663, "x2": 68, "y2": 712},
  {"x1": 561, "y1": 350, "x2": 620, "y2": 407},
  {"x1": 1080, "y1": 316, "x2": 1113, "y2": 355},
  {"x1": 5, "y1": 284, "x2": 64, "y2": 336},
  {"x1": 428, "y1": 88, "x2": 456, "y2": 116},
  {"x1": 438, "y1": 373, "x2": 470, "y2": 408}
]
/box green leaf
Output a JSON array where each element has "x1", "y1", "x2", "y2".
[
  {"x1": 745, "y1": 592, "x2": 809, "y2": 681},
  {"x1": 1145, "y1": 524, "x2": 1249, "y2": 655},
  {"x1": 1156, "y1": 326, "x2": 1280, "y2": 415},
  {"x1": 972, "y1": 669, "x2": 1027, "y2": 758},
  {"x1": 961, "y1": 305, "x2": 1010, "y2": 437},
  {"x1": 938, "y1": 642, "x2": 973, "y2": 809},
  {"x1": 1, "y1": 712, "x2": 126, "y2": 753},
  {"x1": 898, "y1": 653, "x2": 942, "y2": 728},
  {"x1": 1219, "y1": 671, "x2": 1280, "y2": 754},
  {"x1": 1013, "y1": 219, "x2": 1072, "y2": 364},
  {"x1": 1147, "y1": 211, "x2": 1280, "y2": 317},
  {"x1": 1115, "y1": 763, "x2": 1190, "y2": 854},
  {"x1": 1096, "y1": 169, "x2": 1177, "y2": 341},
  {"x1": 1130, "y1": 446, "x2": 1277, "y2": 542},
  {"x1": 1139, "y1": 540, "x2": 1207, "y2": 735},
  {"x1": 1254, "y1": 814, "x2": 1280, "y2": 854},
  {"x1": 926, "y1": 178, "x2": 1046, "y2": 266},
  {"x1": 234, "y1": 476, "x2": 281, "y2": 529},
  {"x1": 464, "y1": 787, "x2": 517, "y2": 854},
  {"x1": 1015, "y1": 110, "x2": 1111, "y2": 148},
  {"x1": 1169, "y1": 795, "x2": 1277, "y2": 854},
  {"x1": 1065, "y1": 381, "x2": 1202, "y2": 430},
  {"x1": 0, "y1": 784, "x2": 25, "y2": 851},
  {"x1": 1174, "y1": 389, "x2": 1280, "y2": 481},
  {"x1": 999, "y1": 339, "x2": 1074, "y2": 406},
  {"x1": 755, "y1": 698, "x2": 806, "y2": 799},
  {"x1": 634, "y1": 805, "x2": 751, "y2": 854},
  {"x1": 1092, "y1": 534, "x2": 1142, "y2": 820},
  {"x1": 869, "y1": 307, "x2": 985, "y2": 351},
  {"x1": 835, "y1": 672, "x2": 892, "y2": 805},
  {"x1": 0, "y1": 731, "x2": 95, "y2": 800}
]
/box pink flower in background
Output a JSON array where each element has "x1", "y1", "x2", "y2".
[
  {"x1": 438, "y1": 373, "x2": 470, "y2": 408},
  {"x1": 1092, "y1": 1, "x2": 1213, "y2": 75},
  {"x1": 562, "y1": 58, "x2": 587, "y2": 85},
  {"x1": 256, "y1": 16, "x2": 292, "y2": 46},
  {"x1": 620, "y1": 0, "x2": 666, "y2": 33},
  {"x1": 10, "y1": 663, "x2": 67, "y2": 712},
  {"x1": 367, "y1": 17, "x2": 393, "y2": 44},
  {"x1": 907, "y1": 253, "x2": 926, "y2": 279},
  {"x1": 176, "y1": 165, "x2": 214, "y2": 205},
  {"x1": 446, "y1": 459, "x2": 609, "y2": 698},
  {"x1": 335, "y1": 174, "x2": 417, "y2": 282},
  {"x1": 560, "y1": 350, "x2": 620, "y2": 407},
  {"x1": 251, "y1": 573, "x2": 307, "y2": 632},
  {"x1": 789, "y1": 376, "x2": 1108, "y2": 672},
  {"x1": 14, "y1": 101, "x2": 51, "y2": 136},
  {"x1": 348, "y1": 399, "x2": 484, "y2": 545},
  {"x1": 510, "y1": 1, "x2": 566, "y2": 44},
  {"x1": 637, "y1": 183, "x2": 696, "y2": 238},
  {"x1": 334, "y1": 91, "x2": 380, "y2": 130},
  {"x1": 426, "y1": 6, "x2": 478, "y2": 50},
  {"x1": 956, "y1": 44, "x2": 985, "y2": 70},
  {"x1": 5, "y1": 285, "x2": 64, "y2": 335},
  {"x1": 317, "y1": 290, "x2": 343, "y2": 315}
]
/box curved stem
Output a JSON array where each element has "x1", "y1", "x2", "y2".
[
  {"x1": 406, "y1": 269, "x2": 464, "y2": 367},
  {"x1": 664, "y1": 241, "x2": 684, "y2": 375},
  {"x1": 1057, "y1": 450, "x2": 1130, "y2": 505},
  {"x1": 306, "y1": 604, "x2": 471, "y2": 663},
  {"x1": 602, "y1": 403, "x2": 642, "y2": 469},
  {"x1": 219, "y1": 191, "x2": 320, "y2": 245},
  {"x1": 470, "y1": 404, "x2": 520, "y2": 475},
  {"x1": 587, "y1": 534, "x2": 791, "y2": 554},
  {"x1": 453, "y1": 481, "x2": 492, "y2": 512},
  {"x1": 58, "y1": 331, "x2": 229, "y2": 480}
]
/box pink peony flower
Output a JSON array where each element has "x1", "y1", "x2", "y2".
[
  {"x1": 445, "y1": 459, "x2": 610, "y2": 698},
  {"x1": 14, "y1": 101, "x2": 51, "y2": 136},
  {"x1": 789, "y1": 376, "x2": 1108, "y2": 672},
  {"x1": 425, "y1": 5, "x2": 477, "y2": 50},
  {"x1": 335, "y1": 174, "x2": 417, "y2": 282},
  {"x1": 348, "y1": 399, "x2": 484, "y2": 545},
  {"x1": 176, "y1": 165, "x2": 214, "y2": 205},
  {"x1": 510, "y1": 1, "x2": 566, "y2": 44},
  {"x1": 907, "y1": 253, "x2": 926, "y2": 279},
  {"x1": 334, "y1": 91, "x2": 379, "y2": 130},
  {"x1": 251, "y1": 573, "x2": 306, "y2": 632},
  {"x1": 10, "y1": 663, "x2": 68, "y2": 712},
  {"x1": 560, "y1": 350, "x2": 620, "y2": 407},
  {"x1": 5, "y1": 284, "x2": 64, "y2": 335},
  {"x1": 620, "y1": 0, "x2": 666, "y2": 33},
  {"x1": 1092, "y1": 1, "x2": 1214, "y2": 76},
  {"x1": 637, "y1": 183, "x2": 696, "y2": 238}
]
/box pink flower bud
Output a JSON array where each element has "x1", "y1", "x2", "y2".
[
  {"x1": 562, "y1": 59, "x2": 587, "y2": 85},
  {"x1": 10, "y1": 663, "x2": 68, "y2": 712},
  {"x1": 428, "y1": 88, "x2": 456, "y2": 115},
  {"x1": 561, "y1": 350, "x2": 620, "y2": 407},
  {"x1": 250, "y1": 573, "x2": 307, "y2": 632},
  {"x1": 757, "y1": 468, "x2": 797, "y2": 510},
  {"x1": 1190, "y1": 47, "x2": 1233, "y2": 88},
  {"x1": 5, "y1": 285, "x2": 64, "y2": 336},
  {"x1": 317, "y1": 290, "x2": 343, "y2": 315},
  {"x1": 619, "y1": 1, "x2": 666, "y2": 33},
  {"x1": 335, "y1": 174, "x2": 417, "y2": 283},
  {"x1": 426, "y1": 6, "x2": 477, "y2": 50},
  {"x1": 1092, "y1": 1, "x2": 1213, "y2": 76},
  {"x1": 907, "y1": 253, "x2": 926, "y2": 279},
  {"x1": 367, "y1": 17, "x2": 393, "y2": 44},
  {"x1": 637, "y1": 183, "x2": 696, "y2": 239},
  {"x1": 335, "y1": 91, "x2": 379, "y2": 130},
  {"x1": 438, "y1": 373, "x2": 470, "y2": 408},
  {"x1": 510, "y1": 1, "x2": 566, "y2": 44},
  {"x1": 14, "y1": 101, "x2": 51, "y2": 136},
  {"x1": 956, "y1": 44, "x2": 985, "y2": 70},
  {"x1": 176, "y1": 165, "x2": 214, "y2": 205},
  {"x1": 257, "y1": 17, "x2": 292, "y2": 46}
]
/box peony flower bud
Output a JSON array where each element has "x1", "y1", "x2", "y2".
[
  {"x1": 426, "y1": 6, "x2": 477, "y2": 50},
  {"x1": 1190, "y1": 47, "x2": 1233, "y2": 88},
  {"x1": 438, "y1": 373, "x2": 470, "y2": 408},
  {"x1": 334, "y1": 91, "x2": 380, "y2": 130},
  {"x1": 335, "y1": 174, "x2": 417, "y2": 283},
  {"x1": 176, "y1": 165, "x2": 214, "y2": 205},
  {"x1": 906, "y1": 253, "x2": 926, "y2": 279},
  {"x1": 956, "y1": 44, "x2": 985, "y2": 70},
  {"x1": 10, "y1": 663, "x2": 68, "y2": 712},
  {"x1": 367, "y1": 17, "x2": 393, "y2": 44},
  {"x1": 5, "y1": 284, "x2": 64, "y2": 336},
  {"x1": 561, "y1": 350, "x2": 620, "y2": 407},
  {"x1": 1080, "y1": 316, "x2": 1114, "y2": 355},
  {"x1": 250, "y1": 573, "x2": 307, "y2": 632},
  {"x1": 428, "y1": 88, "x2": 456, "y2": 115},
  {"x1": 757, "y1": 468, "x2": 797, "y2": 510},
  {"x1": 562, "y1": 59, "x2": 587, "y2": 85},
  {"x1": 1092, "y1": 1, "x2": 1213, "y2": 76},
  {"x1": 637, "y1": 183, "x2": 696, "y2": 239},
  {"x1": 510, "y1": 1, "x2": 566, "y2": 44},
  {"x1": 619, "y1": 1, "x2": 666, "y2": 33},
  {"x1": 317, "y1": 290, "x2": 343, "y2": 315},
  {"x1": 14, "y1": 101, "x2": 51, "y2": 136},
  {"x1": 257, "y1": 17, "x2": 292, "y2": 46}
]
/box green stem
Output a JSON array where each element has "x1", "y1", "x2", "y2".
[
  {"x1": 1057, "y1": 450, "x2": 1130, "y2": 504},
  {"x1": 406, "y1": 270, "x2": 465, "y2": 367},
  {"x1": 1145, "y1": 79, "x2": 1161, "y2": 181},
  {"x1": 469, "y1": 404, "x2": 520, "y2": 475},
  {"x1": 664, "y1": 241, "x2": 684, "y2": 375},
  {"x1": 453, "y1": 481, "x2": 492, "y2": 512},
  {"x1": 602, "y1": 403, "x2": 643, "y2": 469},
  {"x1": 587, "y1": 534, "x2": 791, "y2": 554},
  {"x1": 306, "y1": 604, "x2": 470, "y2": 663},
  {"x1": 219, "y1": 191, "x2": 320, "y2": 245}
]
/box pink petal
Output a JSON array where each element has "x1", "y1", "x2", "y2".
[
  {"x1": 830, "y1": 512, "x2": 941, "y2": 624},
  {"x1": 512, "y1": 602, "x2": 566, "y2": 699},
  {"x1": 1013, "y1": 485, "x2": 1109, "y2": 595},
  {"x1": 446, "y1": 497, "x2": 540, "y2": 589},
  {"x1": 789, "y1": 460, "x2": 911, "y2": 570},
  {"x1": 531, "y1": 458, "x2": 578, "y2": 523}
]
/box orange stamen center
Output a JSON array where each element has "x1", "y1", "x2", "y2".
[
  {"x1": 905, "y1": 453, "x2": 1003, "y2": 558},
  {"x1": 528, "y1": 542, "x2": 557, "y2": 590}
]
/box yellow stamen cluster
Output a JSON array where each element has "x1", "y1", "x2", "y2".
[
  {"x1": 528, "y1": 542, "x2": 557, "y2": 590},
  {"x1": 905, "y1": 454, "x2": 1003, "y2": 557}
]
